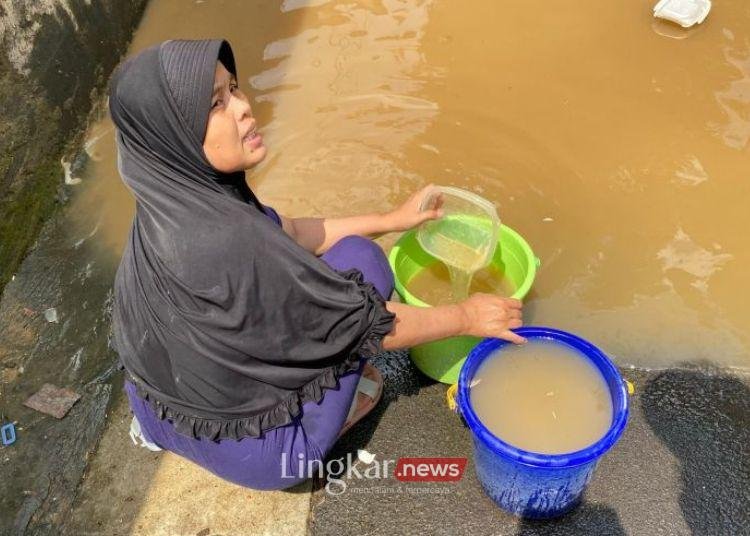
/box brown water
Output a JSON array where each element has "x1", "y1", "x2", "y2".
[
  {"x1": 417, "y1": 214, "x2": 498, "y2": 300},
  {"x1": 407, "y1": 262, "x2": 515, "y2": 305},
  {"x1": 470, "y1": 341, "x2": 613, "y2": 454},
  {"x1": 70, "y1": 0, "x2": 750, "y2": 368},
  {"x1": 419, "y1": 229, "x2": 482, "y2": 301}
]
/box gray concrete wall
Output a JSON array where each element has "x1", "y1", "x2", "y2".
[{"x1": 0, "y1": 0, "x2": 147, "y2": 297}]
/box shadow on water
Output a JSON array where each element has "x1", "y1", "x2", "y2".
[
  {"x1": 516, "y1": 503, "x2": 626, "y2": 536},
  {"x1": 641, "y1": 364, "x2": 750, "y2": 535}
]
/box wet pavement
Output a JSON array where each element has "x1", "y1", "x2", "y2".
[
  {"x1": 0, "y1": 174, "x2": 121, "y2": 534},
  {"x1": 309, "y1": 356, "x2": 750, "y2": 536}
]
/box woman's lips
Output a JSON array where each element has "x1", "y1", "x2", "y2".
[{"x1": 243, "y1": 131, "x2": 264, "y2": 150}]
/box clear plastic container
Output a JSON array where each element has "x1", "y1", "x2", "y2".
[{"x1": 417, "y1": 186, "x2": 500, "y2": 273}]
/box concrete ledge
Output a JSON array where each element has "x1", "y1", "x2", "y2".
[{"x1": 63, "y1": 388, "x2": 312, "y2": 536}]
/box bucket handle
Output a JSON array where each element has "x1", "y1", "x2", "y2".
[
  {"x1": 624, "y1": 378, "x2": 635, "y2": 396},
  {"x1": 446, "y1": 383, "x2": 459, "y2": 414}
]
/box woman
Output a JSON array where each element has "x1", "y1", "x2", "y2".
[{"x1": 110, "y1": 39, "x2": 524, "y2": 491}]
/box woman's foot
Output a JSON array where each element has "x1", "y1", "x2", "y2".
[{"x1": 338, "y1": 363, "x2": 383, "y2": 438}]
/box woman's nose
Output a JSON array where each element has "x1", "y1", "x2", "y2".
[{"x1": 232, "y1": 93, "x2": 253, "y2": 119}]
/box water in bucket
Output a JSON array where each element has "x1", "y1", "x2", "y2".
[
  {"x1": 470, "y1": 339, "x2": 613, "y2": 454},
  {"x1": 417, "y1": 186, "x2": 500, "y2": 301},
  {"x1": 407, "y1": 262, "x2": 516, "y2": 306}
]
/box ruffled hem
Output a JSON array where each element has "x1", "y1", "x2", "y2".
[
  {"x1": 126, "y1": 358, "x2": 359, "y2": 442},
  {"x1": 125, "y1": 266, "x2": 395, "y2": 442},
  {"x1": 336, "y1": 267, "x2": 396, "y2": 357}
]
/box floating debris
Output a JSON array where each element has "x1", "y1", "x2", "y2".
[
  {"x1": 82, "y1": 126, "x2": 113, "y2": 162},
  {"x1": 23, "y1": 384, "x2": 81, "y2": 419},
  {"x1": 43, "y1": 308, "x2": 59, "y2": 323},
  {"x1": 653, "y1": 0, "x2": 711, "y2": 28},
  {"x1": 60, "y1": 157, "x2": 82, "y2": 185},
  {"x1": 542, "y1": 217, "x2": 554, "y2": 223},
  {"x1": 357, "y1": 449, "x2": 376, "y2": 464},
  {"x1": 1, "y1": 422, "x2": 16, "y2": 446},
  {"x1": 419, "y1": 143, "x2": 440, "y2": 154}
]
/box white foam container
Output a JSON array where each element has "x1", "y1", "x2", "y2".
[{"x1": 653, "y1": 0, "x2": 711, "y2": 28}]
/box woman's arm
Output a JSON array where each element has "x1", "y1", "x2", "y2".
[
  {"x1": 278, "y1": 185, "x2": 443, "y2": 255},
  {"x1": 381, "y1": 294, "x2": 527, "y2": 349},
  {"x1": 280, "y1": 213, "x2": 392, "y2": 255}
]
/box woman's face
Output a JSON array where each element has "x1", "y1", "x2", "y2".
[{"x1": 203, "y1": 62, "x2": 266, "y2": 172}]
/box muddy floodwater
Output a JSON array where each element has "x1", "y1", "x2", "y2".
[{"x1": 72, "y1": 0, "x2": 750, "y2": 368}]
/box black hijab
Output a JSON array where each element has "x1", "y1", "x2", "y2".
[{"x1": 109, "y1": 39, "x2": 394, "y2": 441}]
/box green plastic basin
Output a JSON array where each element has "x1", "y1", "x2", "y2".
[{"x1": 388, "y1": 225, "x2": 539, "y2": 384}]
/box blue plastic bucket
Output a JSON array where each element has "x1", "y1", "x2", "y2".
[{"x1": 457, "y1": 327, "x2": 629, "y2": 519}]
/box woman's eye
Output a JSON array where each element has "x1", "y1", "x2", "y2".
[{"x1": 212, "y1": 84, "x2": 237, "y2": 109}]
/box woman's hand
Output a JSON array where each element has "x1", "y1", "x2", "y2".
[
  {"x1": 382, "y1": 295, "x2": 526, "y2": 351},
  {"x1": 458, "y1": 293, "x2": 526, "y2": 345},
  {"x1": 385, "y1": 184, "x2": 444, "y2": 233}
]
